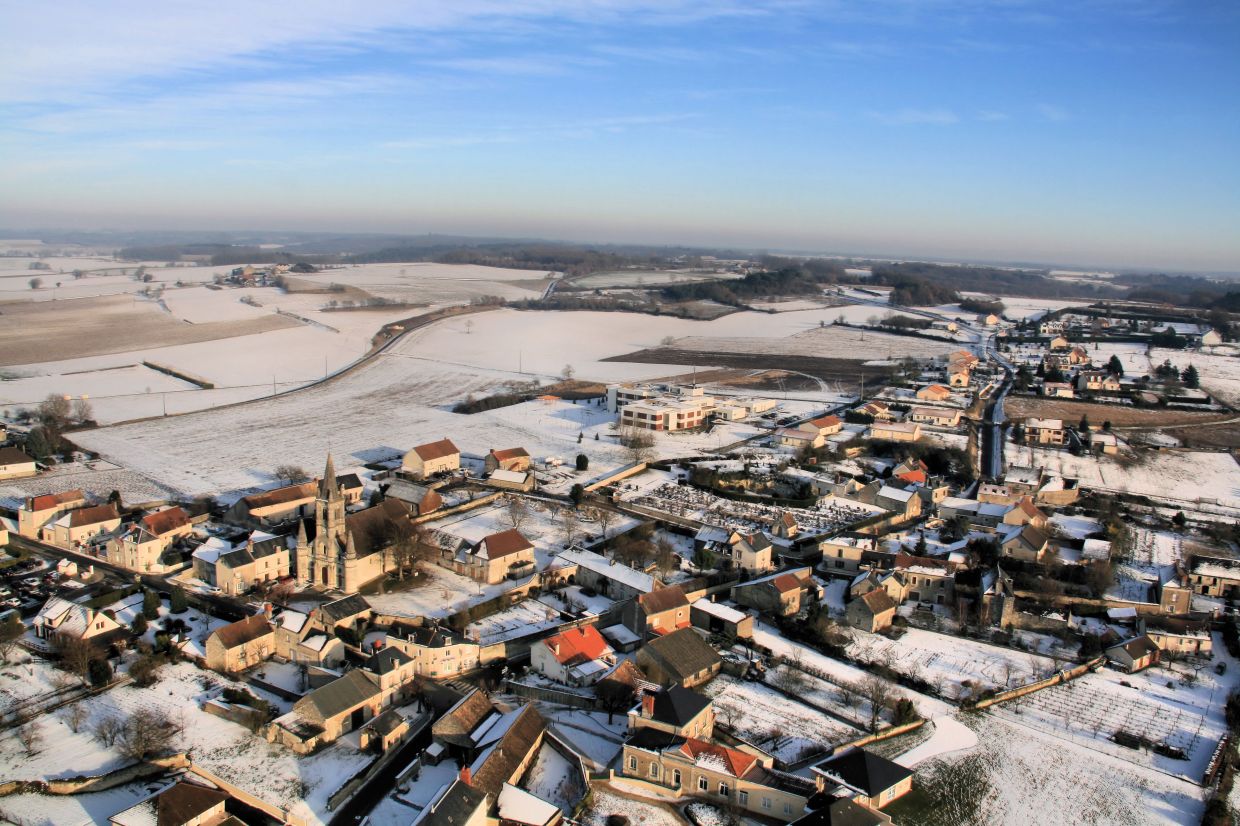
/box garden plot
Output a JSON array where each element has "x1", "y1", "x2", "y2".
[
  {"x1": 533, "y1": 706, "x2": 628, "y2": 769},
  {"x1": 422, "y1": 497, "x2": 617, "y2": 569},
  {"x1": 990, "y1": 663, "x2": 1227, "y2": 779},
  {"x1": 845, "y1": 628, "x2": 1058, "y2": 700},
  {"x1": 1155, "y1": 347, "x2": 1240, "y2": 406},
  {"x1": 0, "y1": 661, "x2": 371, "y2": 825},
  {"x1": 0, "y1": 463, "x2": 180, "y2": 507},
  {"x1": 702, "y1": 674, "x2": 862, "y2": 763},
  {"x1": 897, "y1": 713, "x2": 1206, "y2": 826}
]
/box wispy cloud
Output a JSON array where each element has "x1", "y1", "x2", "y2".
[
  {"x1": 867, "y1": 108, "x2": 959, "y2": 125},
  {"x1": 977, "y1": 110, "x2": 1010, "y2": 122},
  {"x1": 382, "y1": 112, "x2": 700, "y2": 150},
  {"x1": 1036, "y1": 102, "x2": 1070, "y2": 121}
]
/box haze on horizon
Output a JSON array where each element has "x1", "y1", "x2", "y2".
[{"x1": 1, "y1": 1, "x2": 1237, "y2": 272}]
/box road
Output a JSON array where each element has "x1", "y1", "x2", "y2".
[{"x1": 835, "y1": 288, "x2": 1014, "y2": 479}]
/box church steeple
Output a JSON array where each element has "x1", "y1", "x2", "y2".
[{"x1": 319, "y1": 454, "x2": 339, "y2": 499}]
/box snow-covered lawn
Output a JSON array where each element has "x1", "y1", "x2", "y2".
[
  {"x1": 0, "y1": 778, "x2": 166, "y2": 826},
  {"x1": 534, "y1": 706, "x2": 628, "y2": 770},
  {"x1": 366, "y1": 565, "x2": 520, "y2": 620},
  {"x1": 466, "y1": 600, "x2": 562, "y2": 646},
  {"x1": 702, "y1": 674, "x2": 860, "y2": 762},
  {"x1": 582, "y1": 785, "x2": 682, "y2": 826},
  {"x1": 522, "y1": 741, "x2": 586, "y2": 814},
  {"x1": 845, "y1": 628, "x2": 1059, "y2": 701}
]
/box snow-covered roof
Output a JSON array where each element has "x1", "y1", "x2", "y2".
[
  {"x1": 555, "y1": 548, "x2": 654, "y2": 593},
  {"x1": 278, "y1": 609, "x2": 309, "y2": 633},
  {"x1": 877, "y1": 486, "x2": 915, "y2": 503},
  {"x1": 497, "y1": 783, "x2": 560, "y2": 826},
  {"x1": 600, "y1": 624, "x2": 642, "y2": 647},
  {"x1": 489, "y1": 469, "x2": 529, "y2": 484},
  {"x1": 691, "y1": 598, "x2": 748, "y2": 624}
]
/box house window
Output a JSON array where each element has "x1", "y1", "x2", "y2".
[
  {"x1": 628, "y1": 756, "x2": 637, "y2": 771},
  {"x1": 738, "y1": 791, "x2": 748, "y2": 806},
  {"x1": 698, "y1": 777, "x2": 708, "y2": 792},
  {"x1": 784, "y1": 803, "x2": 793, "y2": 815},
  {"x1": 761, "y1": 798, "x2": 772, "y2": 810},
  {"x1": 673, "y1": 769, "x2": 681, "y2": 787},
  {"x1": 650, "y1": 763, "x2": 659, "y2": 779},
  {"x1": 719, "y1": 782, "x2": 729, "y2": 797}
]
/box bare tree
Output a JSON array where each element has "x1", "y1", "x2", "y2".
[
  {"x1": 64, "y1": 702, "x2": 89, "y2": 733},
  {"x1": 0, "y1": 614, "x2": 23, "y2": 663},
  {"x1": 116, "y1": 708, "x2": 181, "y2": 760},
  {"x1": 52, "y1": 635, "x2": 98, "y2": 684},
  {"x1": 272, "y1": 464, "x2": 310, "y2": 484},
  {"x1": 505, "y1": 497, "x2": 530, "y2": 530},
  {"x1": 596, "y1": 506, "x2": 616, "y2": 539},
  {"x1": 860, "y1": 675, "x2": 894, "y2": 732},
  {"x1": 93, "y1": 714, "x2": 124, "y2": 748},
  {"x1": 559, "y1": 509, "x2": 580, "y2": 546},
  {"x1": 16, "y1": 722, "x2": 42, "y2": 755},
  {"x1": 562, "y1": 364, "x2": 575, "y2": 381},
  {"x1": 618, "y1": 425, "x2": 656, "y2": 463},
  {"x1": 71, "y1": 397, "x2": 93, "y2": 424}
]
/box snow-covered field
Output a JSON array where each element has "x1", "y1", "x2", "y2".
[
  {"x1": 365, "y1": 565, "x2": 519, "y2": 620},
  {"x1": 1008, "y1": 446, "x2": 1240, "y2": 511},
  {"x1": 665, "y1": 323, "x2": 957, "y2": 362},
  {"x1": 846, "y1": 628, "x2": 1059, "y2": 701},
  {"x1": 1157, "y1": 346, "x2": 1240, "y2": 406},
  {"x1": 290, "y1": 262, "x2": 550, "y2": 304}
]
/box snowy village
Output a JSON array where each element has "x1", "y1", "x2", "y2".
[{"x1": 1, "y1": 245, "x2": 1240, "y2": 826}]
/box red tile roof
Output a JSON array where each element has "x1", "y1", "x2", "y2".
[
  {"x1": 895, "y1": 470, "x2": 927, "y2": 485},
  {"x1": 679, "y1": 738, "x2": 758, "y2": 778},
  {"x1": 808, "y1": 415, "x2": 842, "y2": 430},
  {"x1": 490, "y1": 447, "x2": 530, "y2": 461},
  {"x1": 412, "y1": 438, "x2": 460, "y2": 462},
  {"x1": 242, "y1": 481, "x2": 316, "y2": 511},
  {"x1": 141, "y1": 506, "x2": 190, "y2": 536},
  {"x1": 543, "y1": 625, "x2": 611, "y2": 665},
  {"x1": 476, "y1": 529, "x2": 534, "y2": 560},
  {"x1": 772, "y1": 573, "x2": 802, "y2": 594},
  {"x1": 211, "y1": 614, "x2": 273, "y2": 650},
  {"x1": 67, "y1": 504, "x2": 119, "y2": 527},
  {"x1": 28, "y1": 490, "x2": 85, "y2": 511}
]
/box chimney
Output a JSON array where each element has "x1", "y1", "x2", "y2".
[
  {"x1": 459, "y1": 766, "x2": 472, "y2": 786},
  {"x1": 642, "y1": 692, "x2": 655, "y2": 717},
  {"x1": 553, "y1": 643, "x2": 560, "y2": 657}
]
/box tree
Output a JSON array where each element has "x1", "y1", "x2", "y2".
[
  {"x1": 559, "y1": 509, "x2": 581, "y2": 546},
  {"x1": 595, "y1": 679, "x2": 637, "y2": 724},
  {"x1": 618, "y1": 426, "x2": 656, "y2": 463},
  {"x1": 64, "y1": 702, "x2": 89, "y2": 733},
  {"x1": 25, "y1": 426, "x2": 56, "y2": 461},
  {"x1": 0, "y1": 613, "x2": 23, "y2": 663},
  {"x1": 129, "y1": 654, "x2": 163, "y2": 687},
  {"x1": 575, "y1": 453, "x2": 589, "y2": 471},
  {"x1": 169, "y1": 587, "x2": 188, "y2": 614},
  {"x1": 71, "y1": 397, "x2": 93, "y2": 424},
  {"x1": 569, "y1": 483, "x2": 585, "y2": 506},
  {"x1": 1181, "y1": 364, "x2": 1200, "y2": 389},
  {"x1": 1173, "y1": 511, "x2": 1188, "y2": 529},
  {"x1": 860, "y1": 675, "x2": 894, "y2": 732},
  {"x1": 38, "y1": 394, "x2": 71, "y2": 429},
  {"x1": 1107, "y1": 354, "x2": 1124, "y2": 377},
  {"x1": 142, "y1": 589, "x2": 160, "y2": 620},
  {"x1": 16, "y1": 722, "x2": 42, "y2": 755},
  {"x1": 505, "y1": 497, "x2": 530, "y2": 530},
  {"x1": 562, "y1": 364, "x2": 575, "y2": 381},
  {"x1": 693, "y1": 545, "x2": 716, "y2": 572},
  {"x1": 52, "y1": 635, "x2": 99, "y2": 684},
  {"x1": 273, "y1": 464, "x2": 310, "y2": 484},
  {"x1": 93, "y1": 714, "x2": 124, "y2": 748},
  {"x1": 596, "y1": 507, "x2": 616, "y2": 539},
  {"x1": 88, "y1": 657, "x2": 113, "y2": 687},
  {"x1": 116, "y1": 708, "x2": 181, "y2": 760},
  {"x1": 131, "y1": 615, "x2": 148, "y2": 637},
  {"x1": 28, "y1": 277, "x2": 42, "y2": 290},
  {"x1": 1078, "y1": 415, "x2": 1091, "y2": 434}
]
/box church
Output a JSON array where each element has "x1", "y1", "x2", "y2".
[{"x1": 295, "y1": 455, "x2": 415, "y2": 592}]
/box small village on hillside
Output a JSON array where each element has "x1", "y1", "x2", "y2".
[{"x1": 2, "y1": 260, "x2": 1240, "y2": 826}]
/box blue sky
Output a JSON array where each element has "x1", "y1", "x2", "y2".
[{"x1": 1, "y1": 1, "x2": 1237, "y2": 271}]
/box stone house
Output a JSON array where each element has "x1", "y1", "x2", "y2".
[
  {"x1": 818, "y1": 535, "x2": 877, "y2": 575},
  {"x1": 1105, "y1": 635, "x2": 1160, "y2": 673},
  {"x1": 690, "y1": 599, "x2": 754, "y2": 639},
  {"x1": 443, "y1": 528, "x2": 536, "y2": 584},
  {"x1": 226, "y1": 481, "x2": 317, "y2": 528},
  {"x1": 868, "y1": 422, "x2": 922, "y2": 442},
  {"x1": 1024, "y1": 417, "x2": 1065, "y2": 446},
  {"x1": 622, "y1": 731, "x2": 813, "y2": 820},
  {"x1": 46, "y1": 504, "x2": 121, "y2": 549},
  {"x1": 909, "y1": 407, "x2": 961, "y2": 428},
  {"x1": 893, "y1": 553, "x2": 956, "y2": 605},
  {"x1": 1000, "y1": 525, "x2": 1051, "y2": 564},
  {"x1": 731, "y1": 568, "x2": 817, "y2": 617},
  {"x1": 205, "y1": 614, "x2": 275, "y2": 673},
  {"x1": 915, "y1": 384, "x2": 952, "y2": 402},
  {"x1": 636, "y1": 628, "x2": 722, "y2": 688},
  {"x1": 402, "y1": 438, "x2": 461, "y2": 480},
  {"x1": 383, "y1": 479, "x2": 444, "y2": 516},
  {"x1": 629, "y1": 686, "x2": 715, "y2": 740},
  {"x1": 110, "y1": 506, "x2": 193, "y2": 573},
  {"x1": 624, "y1": 585, "x2": 690, "y2": 640},
  {"x1": 17, "y1": 489, "x2": 87, "y2": 538},
  {"x1": 32, "y1": 596, "x2": 123, "y2": 645},
  {"x1": 384, "y1": 622, "x2": 482, "y2": 679},
  {"x1": 556, "y1": 547, "x2": 655, "y2": 600},
  {"x1": 0, "y1": 446, "x2": 37, "y2": 480},
  {"x1": 272, "y1": 609, "x2": 346, "y2": 668},
  {"x1": 484, "y1": 447, "x2": 532, "y2": 474},
  {"x1": 846, "y1": 588, "x2": 897, "y2": 632}
]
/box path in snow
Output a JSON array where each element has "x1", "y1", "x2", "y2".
[{"x1": 896, "y1": 715, "x2": 979, "y2": 767}]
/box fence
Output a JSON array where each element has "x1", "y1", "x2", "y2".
[
  {"x1": 505, "y1": 679, "x2": 598, "y2": 710},
  {"x1": 0, "y1": 753, "x2": 189, "y2": 798},
  {"x1": 971, "y1": 656, "x2": 1104, "y2": 710}
]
